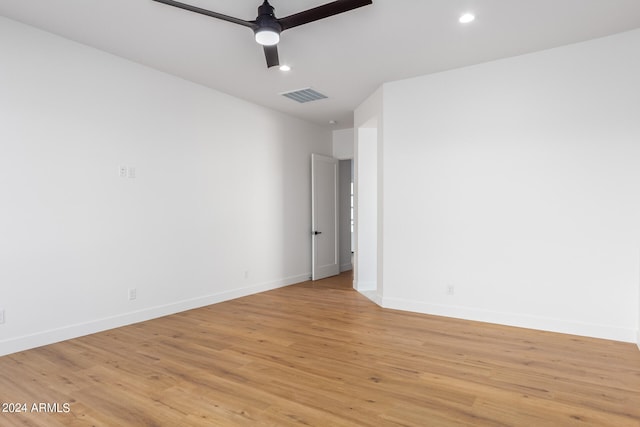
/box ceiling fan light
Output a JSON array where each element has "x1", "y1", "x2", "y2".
[{"x1": 255, "y1": 29, "x2": 280, "y2": 46}]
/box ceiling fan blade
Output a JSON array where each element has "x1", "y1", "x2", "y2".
[
  {"x1": 278, "y1": 0, "x2": 372, "y2": 31},
  {"x1": 152, "y1": 0, "x2": 256, "y2": 29},
  {"x1": 263, "y1": 45, "x2": 280, "y2": 68}
]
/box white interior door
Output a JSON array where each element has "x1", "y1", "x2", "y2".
[{"x1": 311, "y1": 154, "x2": 339, "y2": 280}]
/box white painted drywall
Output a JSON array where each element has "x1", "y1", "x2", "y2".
[
  {"x1": 354, "y1": 89, "x2": 383, "y2": 299},
  {"x1": 338, "y1": 160, "x2": 352, "y2": 272},
  {"x1": 0, "y1": 17, "x2": 331, "y2": 356},
  {"x1": 333, "y1": 129, "x2": 355, "y2": 272},
  {"x1": 333, "y1": 128, "x2": 354, "y2": 159},
  {"x1": 354, "y1": 127, "x2": 378, "y2": 292},
  {"x1": 379, "y1": 29, "x2": 640, "y2": 342}
]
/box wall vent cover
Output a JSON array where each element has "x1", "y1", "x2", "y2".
[{"x1": 280, "y1": 88, "x2": 328, "y2": 103}]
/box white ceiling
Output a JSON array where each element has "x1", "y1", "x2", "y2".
[{"x1": 2, "y1": 0, "x2": 640, "y2": 129}]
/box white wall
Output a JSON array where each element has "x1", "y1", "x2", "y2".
[
  {"x1": 380, "y1": 29, "x2": 640, "y2": 342},
  {"x1": 333, "y1": 128, "x2": 354, "y2": 159},
  {"x1": 0, "y1": 17, "x2": 331, "y2": 356},
  {"x1": 354, "y1": 89, "x2": 383, "y2": 299},
  {"x1": 338, "y1": 160, "x2": 353, "y2": 272},
  {"x1": 333, "y1": 129, "x2": 355, "y2": 272},
  {"x1": 354, "y1": 127, "x2": 378, "y2": 293}
]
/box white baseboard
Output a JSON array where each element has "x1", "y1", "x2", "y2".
[
  {"x1": 381, "y1": 296, "x2": 637, "y2": 344},
  {"x1": 354, "y1": 280, "x2": 376, "y2": 292},
  {"x1": 637, "y1": 330, "x2": 640, "y2": 351},
  {"x1": 359, "y1": 290, "x2": 383, "y2": 306},
  {"x1": 0, "y1": 273, "x2": 309, "y2": 357}
]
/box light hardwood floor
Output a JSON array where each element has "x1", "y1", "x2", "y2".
[{"x1": 1, "y1": 272, "x2": 639, "y2": 426}]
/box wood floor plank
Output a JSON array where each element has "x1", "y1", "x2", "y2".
[{"x1": 1, "y1": 271, "x2": 640, "y2": 426}]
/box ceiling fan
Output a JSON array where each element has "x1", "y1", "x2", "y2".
[{"x1": 152, "y1": 0, "x2": 373, "y2": 68}]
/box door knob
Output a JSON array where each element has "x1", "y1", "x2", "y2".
[{"x1": 313, "y1": 231, "x2": 322, "y2": 235}]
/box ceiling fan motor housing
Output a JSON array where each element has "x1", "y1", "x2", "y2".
[{"x1": 254, "y1": 1, "x2": 282, "y2": 45}]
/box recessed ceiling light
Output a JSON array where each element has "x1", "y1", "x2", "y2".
[
  {"x1": 279, "y1": 65, "x2": 291, "y2": 72},
  {"x1": 459, "y1": 13, "x2": 475, "y2": 24}
]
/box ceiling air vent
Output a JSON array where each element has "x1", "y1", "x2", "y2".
[{"x1": 280, "y1": 88, "x2": 328, "y2": 103}]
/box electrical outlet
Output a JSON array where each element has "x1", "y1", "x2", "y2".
[
  {"x1": 127, "y1": 167, "x2": 136, "y2": 179},
  {"x1": 0, "y1": 309, "x2": 5, "y2": 324},
  {"x1": 446, "y1": 285, "x2": 455, "y2": 295},
  {"x1": 128, "y1": 288, "x2": 137, "y2": 301},
  {"x1": 244, "y1": 270, "x2": 249, "y2": 279},
  {"x1": 119, "y1": 166, "x2": 128, "y2": 178}
]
